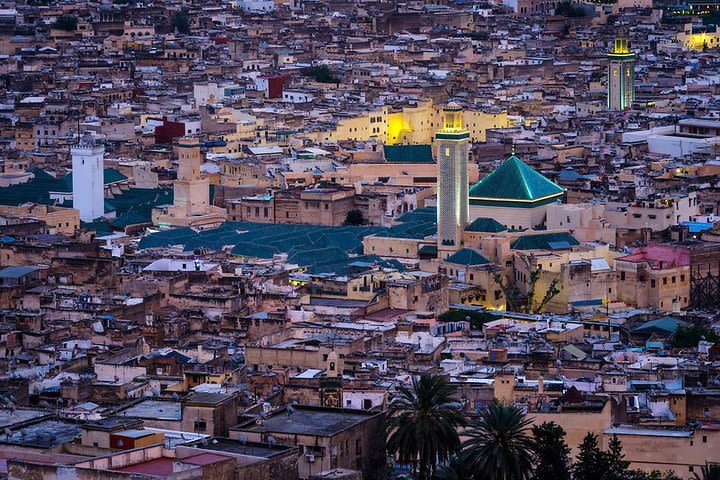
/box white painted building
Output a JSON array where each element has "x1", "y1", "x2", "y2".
[
  {"x1": 239, "y1": 0, "x2": 275, "y2": 13},
  {"x1": 282, "y1": 90, "x2": 314, "y2": 103},
  {"x1": 71, "y1": 134, "x2": 105, "y2": 222}
]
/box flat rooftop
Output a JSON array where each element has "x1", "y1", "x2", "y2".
[
  {"x1": 0, "y1": 408, "x2": 48, "y2": 429},
  {"x1": 190, "y1": 437, "x2": 292, "y2": 458},
  {"x1": 117, "y1": 400, "x2": 182, "y2": 421},
  {"x1": 113, "y1": 453, "x2": 228, "y2": 477},
  {"x1": 240, "y1": 406, "x2": 379, "y2": 437},
  {"x1": 2, "y1": 419, "x2": 81, "y2": 448}
]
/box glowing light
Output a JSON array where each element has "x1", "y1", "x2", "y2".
[{"x1": 612, "y1": 37, "x2": 630, "y2": 54}]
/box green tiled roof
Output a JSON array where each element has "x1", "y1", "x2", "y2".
[
  {"x1": 81, "y1": 220, "x2": 113, "y2": 235},
  {"x1": 466, "y1": 217, "x2": 507, "y2": 233},
  {"x1": 631, "y1": 316, "x2": 690, "y2": 334},
  {"x1": 469, "y1": 155, "x2": 564, "y2": 203},
  {"x1": 28, "y1": 167, "x2": 56, "y2": 182},
  {"x1": 52, "y1": 168, "x2": 129, "y2": 193},
  {"x1": 445, "y1": 248, "x2": 491, "y2": 266},
  {"x1": 139, "y1": 221, "x2": 406, "y2": 276},
  {"x1": 384, "y1": 144, "x2": 435, "y2": 164},
  {"x1": 510, "y1": 232, "x2": 579, "y2": 251}
]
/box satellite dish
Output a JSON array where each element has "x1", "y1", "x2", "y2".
[
  {"x1": 267, "y1": 435, "x2": 277, "y2": 446},
  {"x1": 238, "y1": 434, "x2": 247, "y2": 445},
  {"x1": 287, "y1": 405, "x2": 295, "y2": 415}
]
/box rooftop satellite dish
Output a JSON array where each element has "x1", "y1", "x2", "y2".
[
  {"x1": 238, "y1": 434, "x2": 247, "y2": 445},
  {"x1": 267, "y1": 435, "x2": 277, "y2": 446}
]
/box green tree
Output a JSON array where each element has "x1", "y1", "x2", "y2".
[
  {"x1": 673, "y1": 324, "x2": 720, "y2": 349},
  {"x1": 493, "y1": 271, "x2": 560, "y2": 314},
  {"x1": 386, "y1": 375, "x2": 467, "y2": 480},
  {"x1": 605, "y1": 434, "x2": 631, "y2": 480},
  {"x1": 531, "y1": 422, "x2": 571, "y2": 480},
  {"x1": 573, "y1": 433, "x2": 609, "y2": 480},
  {"x1": 303, "y1": 65, "x2": 341, "y2": 83},
  {"x1": 343, "y1": 209, "x2": 363, "y2": 225},
  {"x1": 53, "y1": 15, "x2": 78, "y2": 31},
  {"x1": 462, "y1": 402, "x2": 535, "y2": 480},
  {"x1": 633, "y1": 471, "x2": 682, "y2": 480},
  {"x1": 172, "y1": 11, "x2": 190, "y2": 34},
  {"x1": 433, "y1": 454, "x2": 473, "y2": 480},
  {"x1": 555, "y1": 1, "x2": 586, "y2": 17},
  {"x1": 694, "y1": 462, "x2": 720, "y2": 480}
]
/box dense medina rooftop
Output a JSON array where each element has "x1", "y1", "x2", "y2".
[{"x1": 1, "y1": 0, "x2": 720, "y2": 479}]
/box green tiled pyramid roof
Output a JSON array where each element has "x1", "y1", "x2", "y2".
[
  {"x1": 445, "y1": 248, "x2": 491, "y2": 266},
  {"x1": 466, "y1": 217, "x2": 507, "y2": 233},
  {"x1": 510, "y1": 232, "x2": 579, "y2": 251},
  {"x1": 469, "y1": 155, "x2": 564, "y2": 203}
]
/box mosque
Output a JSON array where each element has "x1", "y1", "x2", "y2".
[{"x1": 435, "y1": 103, "x2": 565, "y2": 257}]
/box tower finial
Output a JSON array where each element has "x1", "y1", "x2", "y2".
[{"x1": 511, "y1": 143, "x2": 515, "y2": 156}]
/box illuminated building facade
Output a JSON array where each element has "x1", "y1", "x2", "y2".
[
  {"x1": 607, "y1": 36, "x2": 636, "y2": 111},
  {"x1": 436, "y1": 103, "x2": 469, "y2": 256}
]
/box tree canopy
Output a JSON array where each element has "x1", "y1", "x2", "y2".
[
  {"x1": 54, "y1": 15, "x2": 78, "y2": 31},
  {"x1": 303, "y1": 65, "x2": 341, "y2": 83}
]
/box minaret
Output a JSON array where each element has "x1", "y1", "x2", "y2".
[
  {"x1": 436, "y1": 102, "x2": 469, "y2": 256},
  {"x1": 174, "y1": 137, "x2": 210, "y2": 215},
  {"x1": 607, "y1": 36, "x2": 635, "y2": 111},
  {"x1": 71, "y1": 133, "x2": 105, "y2": 222}
]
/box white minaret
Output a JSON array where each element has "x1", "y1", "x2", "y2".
[
  {"x1": 71, "y1": 134, "x2": 105, "y2": 222},
  {"x1": 436, "y1": 102, "x2": 469, "y2": 257}
]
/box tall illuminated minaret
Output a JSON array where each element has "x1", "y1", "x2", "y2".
[
  {"x1": 607, "y1": 36, "x2": 635, "y2": 111},
  {"x1": 436, "y1": 102, "x2": 469, "y2": 256}
]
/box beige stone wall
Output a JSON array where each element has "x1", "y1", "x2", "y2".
[
  {"x1": 469, "y1": 204, "x2": 549, "y2": 231},
  {"x1": 602, "y1": 428, "x2": 720, "y2": 479}
]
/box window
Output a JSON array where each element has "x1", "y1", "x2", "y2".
[
  {"x1": 651, "y1": 279, "x2": 656, "y2": 288},
  {"x1": 194, "y1": 420, "x2": 207, "y2": 432},
  {"x1": 620, "y1": 272, "x2": 626, "y2": 281},
  {"x1": 663, "y1": 277, "x2": 667, "y2": 285}
]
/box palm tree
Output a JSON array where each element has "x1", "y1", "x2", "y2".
[
  {"x1": 694, "y1": 462, "x2": 720, "y2": 480},
  {"x1": 386, "y1": 374, "x2": 467, "y2": 480},
  {"x1": 461, "y1": 402, "x2": 535, "y2": 480},
  {"x1": 433, "y1": 454, "x2": 473, "y2": 480}
]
